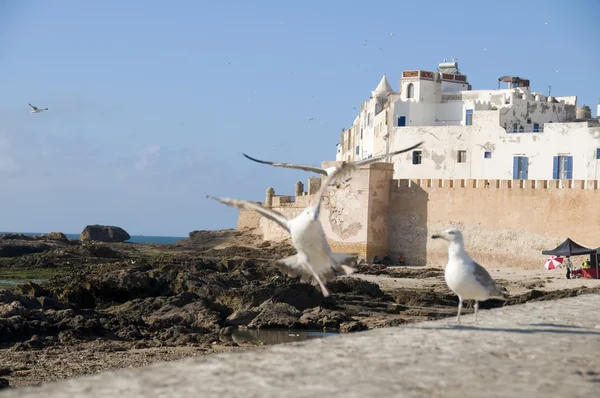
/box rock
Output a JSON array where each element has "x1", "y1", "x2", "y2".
[
  {"x1": 80, "y1": 225, "x2": 130, "y2": 243},
  {"x1": 0, "y1": 378, "x2": 9, "y2": 390},
  {"x1": 89, "y1": 266, "x2": 172, "y2": 304},
  {"x1": 271, "y1": 283, "x2": 326, "y2": 311},
  {"x1": 0, "y1": 301, "x2": 29, "y2": 318},
  {"x1": 339, "y1": 320, "x2": 368, "y2": 333},
  {"x1": 298, "y1": 307, "x2": 352, "y2": 329},
  {"x1": 225, "y1": 310, "x2": 259, "y2": 326},
  {"x1": 18, "y1": 282, "x2": 51, "y2": 298},
  {"x1": 248, "y1": 302, "x2": 301, "y2": 329},
  {"x1": 328, "y1": 278, "x2": 385, "y2": 297},
  {"x1": 47, "y1": 232, "x2": 69, "y2": 242},
  {"x1": 144, "y1": 293, "x2": 221, "y2": 333},
  {"x1": 38, "y1": 296, "x2": 69, "y2": 310},
  {"x1": 0, "y1": 367, "x2": 11, "y2": 376}
]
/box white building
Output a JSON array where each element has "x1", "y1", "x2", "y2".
[{"x1": 336, "y1": 61, "x2": 600, "y2": 181}]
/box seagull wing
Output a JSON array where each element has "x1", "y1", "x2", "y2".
[
  {"x1": 472, "y1": 261, "x2": 507, "y2": 300},
  {"x1": 28, "y1": 103, "x2": 38, "y2": 111},
  {"x1": 207, "y1": 196, "x2": 290, "y2": 232},
  {"x1": 242, "y1": 153, "x2": 327, "y2": 175},
  {"x1": 354, "y1": 141, "x2": 423, "y2": 167}
]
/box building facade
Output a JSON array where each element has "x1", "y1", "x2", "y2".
[{"x1": 336, "y1": 61, "x2": 600, "y2": 181}]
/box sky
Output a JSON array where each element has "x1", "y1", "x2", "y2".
[{"x1": 0, "y1": 0, "x2": 598, "y2": 236}]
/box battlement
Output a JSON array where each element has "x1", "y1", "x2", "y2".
[{"x1": 392, "y1": 178, "x2": 600, "y2": 191}]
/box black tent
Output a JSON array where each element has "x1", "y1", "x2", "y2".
[
  {"x1": 541, "y1": 238, "x2": 596, "y2": 256},
  {"x1": 542, "y1": 239, "x2": 599, "y2": 279}
]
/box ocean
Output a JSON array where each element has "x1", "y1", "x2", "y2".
[{"x1": 0, "y1": 232, "x2": 187, "y2": 245}]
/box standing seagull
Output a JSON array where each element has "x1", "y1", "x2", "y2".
[
  {"x1": 29, "y1": 103, "x2": 48, "y2": 113},
  {"x1": 431, "y1": 228, "x2": 507, "y2": 324},
  {"x1": 242, "y1": 141, "x2": 423, "y2": 185},
  {"x1": 207, "y1": 163, "x2": 357, "y2": 297}
]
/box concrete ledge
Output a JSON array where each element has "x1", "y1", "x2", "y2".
[{"x1": 4, "y1": 294, "x2": 600, "y2": 398}]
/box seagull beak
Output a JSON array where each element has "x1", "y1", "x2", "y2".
[{"x1": 431, "y1": 234, "x2": 442, "y2": 239}]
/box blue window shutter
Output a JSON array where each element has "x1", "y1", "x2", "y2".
[
  {"x1": 596, "y1": 148, "x2": 600, "y2": 159},
  {"x1": 398, "y1": 116, "x2": 406, "y2": 126},
  {"x1": 356, "y1": 146, "x2": 359, "y2": 155},
  {"x1": 552, "y1": 156, "x2": 559, "y2": 179},
  {"x1": 566, "y1": 156, "x2": 573, "y2": 179},
  {"x1": 513, "y1": 156, "x2": 519, "y2": 179},
  {"x1": 521, "y1": 157, "x2": 529, "y2": 180}
]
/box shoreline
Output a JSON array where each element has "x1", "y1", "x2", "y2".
[{"x1": 1, "y1": 229, "x2": 599, "y2": 388}]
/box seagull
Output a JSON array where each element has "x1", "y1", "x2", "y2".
[
  {"x1": 308, "y1": 117, "x2": 315, "y2": 121},
  {"x1": 431, "y1": 228, "x2": 507, "y2": 324},
  {"x1": 363, "y1": 40, "x2": 367, "y2": 46},
  {"x1": 29, "y1": 103, "x2": 48, "y2": 113},
  {"x1": 207, "y1": 163, "x2": 357, "y2": 297},
  {"x1": 242, "y1": 141, "x2": 423, "y2": 186},
  {"x1": 388, "y1": 32, "x2": 395, "y2": 36}
]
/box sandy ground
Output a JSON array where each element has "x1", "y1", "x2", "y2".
[{"x1": 355, "y1": 265, "x2": 600, "y2": 296}]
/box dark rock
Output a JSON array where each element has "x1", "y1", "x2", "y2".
[
  {"x1": 271, "y1": 283, "x2": 325, "y2": 311},
  {"x1": 298, "y1": 307, "x2": 352, "y2": 329},
  {"x1": 47, "y1": 232, "x2": 69, "y2": 242},
  {"x1": 0, "y1": 378, "x2": 9, "y2": 389},
  {"x1": 0, "y1": 367, "x2": 11, "y2": 376},
  {"x1": 0, "y1": 301, "x2": 29, "y2": 318},
  {"x1": 80, "y1": 225, "x2": 130, "y2": 243},
  {"x1": 144, "y1": 293, "x2": 221, "y2": 333},
  {"x1": 225, "y1": 310, "x2": 259, "y2": 326},
  {"x1": 18, "y1": 282, "x2": 51, "y2": 298},
  {"x1": 339, "y1": 321, "x2": 367, "y2": 333},
  {"x1": 328, "y1": 278, "x2": 385, "y2": 297},
  {"x1": 248, "y1": 302, "x2": 301, "y2": 329},
  {"x1": 89, "y1": 267, "x2": 172, "y2": 304},
  {"x1": 38, "y1": 296, "x2": 69, "y2": 310}
]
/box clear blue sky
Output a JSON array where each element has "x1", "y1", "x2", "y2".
[{"x1": 1, "y1": 0, "x2": 598, "y2": 236}]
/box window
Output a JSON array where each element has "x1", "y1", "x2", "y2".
[
  {"x1": 513, "y1": 156, "x2": 529, "y2": 179},
  {"x1": 553, "y1": 155, "x2": 573, "y2": 180},
  {"x1": 360, "y1": 128, "x2": 363, "y2": 139},
  {"x1": 484, "y1": 151, "x2": 492, "y2": 159},
  {"x1": 465, "y1": 109, "x2": 473, "y2": 126},
  {"x1": 513, "y1": 123, "x2": 518, "y2": 132},
  {"x1": 412, "y1": 150, "x2": 422, "y2": 164},
  {"x1": 533, "y1": 123, "x2": 540, "y2": 132},
  {"x1": 457, "y1": 150, "x2": 467, "y2": 163},
  {"x1": 596, "y1": 148, "x2": 600, "y2": 159},
  {"x1": 407, "y1": 83, "x2": 415, "y2": 99},
  {"x1": 397, "y1": 116, "x2": 406, "y2": 127},
  {"x1": 356, "y1": 146, "x2": 360, "y2": 155},
  {"x1": 526, "y1": 118, "x2": 532, "y2": 124},
  {"x1": 518, "y1": 125, "x2": 524, "y2": 133}
]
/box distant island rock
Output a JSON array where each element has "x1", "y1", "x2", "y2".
[{"x1": 80, "y1": 225, "x2": 130, "y2": 243}]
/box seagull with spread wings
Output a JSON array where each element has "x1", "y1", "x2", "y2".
[
  {"x1": 207, "y1": 162, "x2": 357, "y2": 297},
  {"x1": 242, "y1": 141, "x2": 423, "y2": 185},
  {"x1": 29, "y1": 103, "x2": 48, "y2": 113}
]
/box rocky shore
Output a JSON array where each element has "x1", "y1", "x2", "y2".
[{"x1": 1, "y1": 230, "x2": 598, "y2": 388}]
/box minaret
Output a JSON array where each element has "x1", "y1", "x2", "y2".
[{"x1": 372, "y1": 74, "x2": 393, "y2": 97}]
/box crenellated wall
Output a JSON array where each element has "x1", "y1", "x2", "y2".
[
  {"x1": 237, "y1": 163, "x2": 600, "y2": 269},
  {"x1": 389, "y1": 178, "x2": 600, "y2": 268}
]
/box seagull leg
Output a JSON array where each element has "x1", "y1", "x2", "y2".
[
  {"x1": 457, "y1": 297, "x2": 463, "y2": 324},
  {"x1": 474, "y1": 301, "x2": 479, "y2": 324}
]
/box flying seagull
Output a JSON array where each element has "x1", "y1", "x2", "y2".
[
  {"x1": 242, "y1": 141, "x2": 423, "y2": 185},
  {"x1": 431, "y1": 228, "x2": 507, "y2": 324},
  {"x1": 29, "y1": 103, "x2": 48, "y2": 113},
  {"x1": 207, "y1": 162, "x2": 357, "y2": 297}
]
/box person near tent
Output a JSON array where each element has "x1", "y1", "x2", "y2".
[
  {"x1": 565, "y1": 256, "x2": 573, "y2": 279},
  {"x1": 582, "y1": 259, "x2": 591, "y2": 269}
]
